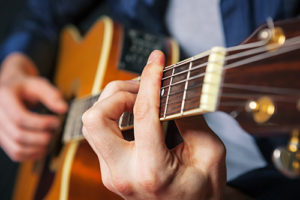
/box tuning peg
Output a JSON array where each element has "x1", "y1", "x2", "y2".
[{"x1": 272, "y1": 129, "x2": 300, "y2": 178}]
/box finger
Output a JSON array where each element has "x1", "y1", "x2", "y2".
[
  {"x1": 22, "y1": 77, "x2": 68, "y2": 114},
  {"x1": 0, "y1": 89, "x2": 61, "y2": 131},
  {"x1": 134, "y1": 50, "x2": 166, "y2": 157},
  {"x1": 82, "y1": 91, "x2": 136, "y2": 164},
  {"x1": 0, "y1": 130, "x2": 47, "y2": 161},
  {"x1": 83, "y1": 126, "x2": 116, "y2": 193},
  {"x1": 175, "y1": 116, "x2": 225, "y2": 169},
  {"x1": 0, "y1": 110, "x2": 52, "y2": 147},
  {"x1": 99, "y1": 80, "x2": 140, "y2": 101}
]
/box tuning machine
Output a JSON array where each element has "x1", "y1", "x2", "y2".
[
  {"x1": 245, "y1": 96, "x2": 275, "y2": 124},
  {"x1": 272, "y1": 129, "x2": 300, "y2": 178},
  {"x1": 258, "y1": 28, "x2": 285, "y2": 51}
]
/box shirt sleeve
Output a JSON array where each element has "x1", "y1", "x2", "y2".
[{"x1": 0, "y1": 0, "x2": 101, "y2": 77}]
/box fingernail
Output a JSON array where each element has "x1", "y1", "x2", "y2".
[{"x1": 147, "y1": 50, "x2": 161, "y2": 64}]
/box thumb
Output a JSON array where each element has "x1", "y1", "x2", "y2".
[{"x1": 175, "y1": 116, "x2": 225, "y2": 169}]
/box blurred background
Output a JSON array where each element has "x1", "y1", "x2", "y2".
[
  {"x1": 0, "y1": 0, "x2": 25, "y2": 44},
  {"x1": 0, "y1": 1, "x2": 25, "y2": 199}
]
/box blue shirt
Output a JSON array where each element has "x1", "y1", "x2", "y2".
[
  {"x1": 0, "y1": 0, "x2": 299, "y2": 74},
  {"x1": 1, "y1": 0, "x2": 300, "y2": 198}
]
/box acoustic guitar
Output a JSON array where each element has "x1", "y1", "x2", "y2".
[
  {"x1": 14, "y1": 16, "x2": 300, "y2": 199},
  {"x1": 13, "y1": 16, "x2": 179, "y2": 200}
]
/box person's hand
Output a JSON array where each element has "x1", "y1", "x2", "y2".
[
  {"x1": 0, "y1": 53, "x2": 67, "y2": 161},
  {"x1": 82, "y1": 50, "x2": 226, "y2": 199}
]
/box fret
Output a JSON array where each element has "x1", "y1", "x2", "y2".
[
  {"x1": 163, "y1": 66, "x2": 175, "y2": 118},
  {"x1": 158, "y1": 47, "x2": 226, "y2": 120},
  {"x1": 118, "y1": 112, "x2": 134, "y2": 130},
  {"x1": 180, "y1": 58, "x2": 193, "y2": 115},
  {"x1": 118, "y1": 47, "x2": 225, "y2": 130}
]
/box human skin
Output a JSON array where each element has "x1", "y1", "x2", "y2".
[
  {"x1": 82, "y1": 50, "x2": 226, "y2": 199},
  {"x1": 0, "y1": 53, "x2": 67, "y2": 161}
]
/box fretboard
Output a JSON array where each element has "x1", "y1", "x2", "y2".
[
  {"x1": 119, "y1": 47, "x2": 226, "y2": 130},
  {"x1": 62, "y1": 47, "x2": 226, "y2": 141},
  {"x1": 63, "y1": 94, "x2": 100, "y2": 142}
]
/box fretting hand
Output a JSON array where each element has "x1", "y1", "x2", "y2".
[{"x1": 82, "y1": 50, "x2": 226, "y2": 199}]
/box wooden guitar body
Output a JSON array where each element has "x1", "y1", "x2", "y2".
[
  {"x1": 13, "y1": 16, "x2": 178, "y2": 200},
  {"x1": 13, "y1": 15, "x2": 300, "y2": 200}
]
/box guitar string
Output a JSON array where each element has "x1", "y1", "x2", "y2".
[
  {"x1": 163, "y1": 38, "x2": 269, "y2": 71},
  {"x1": 66, "y1": 38, "x2": 300, "y2": 131},
  {"x1": 64, "y1": 94, "x2": 101, "y2": 139},
  {"x1": 162, "y1": 35, "x2": 300, "y2": 81},
  {"x1": 160, "y1": 39, "x2": 300, "y2": 91},
  {"x1": 163, "y1": 30, "x2": 300, "y2": 73},
  {"x1": 66, "y1": 36, "x2": 299, "y2": 116},
  {"x1": 161, "y1": 82, "x2": 300, "y2": 100},
  {"x1": 161, "y1": 92, "x2": 298, "y2": 108}
]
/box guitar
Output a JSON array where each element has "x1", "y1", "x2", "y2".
[
  {"x1": 119, "y1": 18, "x2": 300, "y2": 135},
  {"x1": 14, "y1": 16, "x2": 300, "y2": 199},
  {"x1": 13, "y1": 16, "x2": 179, "y2": 200}
]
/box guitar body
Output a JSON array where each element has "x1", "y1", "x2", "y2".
[{"x1": 13, "y1": 16, "x2": 179, "y2": 200}]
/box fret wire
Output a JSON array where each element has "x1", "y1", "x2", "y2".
[
  {"x1": 163, "y1": 66, "x2": 175, "y2": 118},
  {"x1": 162, "y1": 84, "x2": 203, "y2": 99},
  {"x1": 161, "y1": 71, "x2": 205, "y2": 90},
  {"x1": 180, "y1": 57, "x2": 193, "y2": 115},
  {"x1": 161, "y1": 44, "x2": 267, "y2": 82},
  {"x1": 162, "y1": 59, "x2": 207, "y2": 81},
  {"x1": 164, "y1": 51, "x2": 209, "y2": 70}
]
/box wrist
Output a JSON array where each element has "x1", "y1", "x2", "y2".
[{"x1": 0, "y1": 52, "x2": 38, "y2": 83}]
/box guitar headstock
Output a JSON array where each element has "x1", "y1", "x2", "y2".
[{"x1": 219, "y1": 18, "x2": 300, "y2": 136}]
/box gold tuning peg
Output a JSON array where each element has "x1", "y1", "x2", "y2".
[{"x1": 272, "y1": 129, "x2": 300, "y2": 178}]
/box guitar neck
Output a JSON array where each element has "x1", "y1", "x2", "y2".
[
  {"x1": 63, "y1": 94, "x2": 100, "y2": 142},
  {"x1": 63, "y1": 47, "x2": 226, "y2": 141},
  {"x1": 63, "y1": 19, "x2": 300, "y2": 140},
  {"x1": 120, "y1": 47, "x2": 227, "y2": 130}
]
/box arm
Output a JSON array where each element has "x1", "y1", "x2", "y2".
[
  {"x1": 82, "y1": 50, "x2": 226, "y2": 199},
  {"x1": 0, "y1": 0, "x2": 101, "y2": 161}
]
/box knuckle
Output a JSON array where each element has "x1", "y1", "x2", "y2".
[
  {"x1": 10, "y1": 145, "x2": 23, "y2": 162},
  {"x1": 39, "y1": 134, "x2": 52, "y2": 146},
  {"x1": 82, "y1": 108, "x2": 102, "y2": 127},
  {"x1": 13, "y1": 114, "x2": 24, "y2": 126},
  {"x1": 81, "y1": 125, "x2": 93, "y2": 141},
  {"x1": 115, "y1": 91, "x2": 131, "y2": 102},
  {"x1": 101, "y1": 175, "x2": 115, "y2": 192},
  {"x1": 105, "y1": 81, "x2": 123, "y2": 93},
  {"x1": 112, "y1": 177, "x2": 133, "y2": 196},
  {"x1": 11, "y1": 130, "x2": 24, "y2": 144},
  {"x1": 81, "y1": 110, "x2": 93, "y2": 126},
  {"x1": 137, "y1": 171, "x2": 161, "y2": 193},
  {"x1": 35, "y1": 77, "x2": 49, "y2": 84}
]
